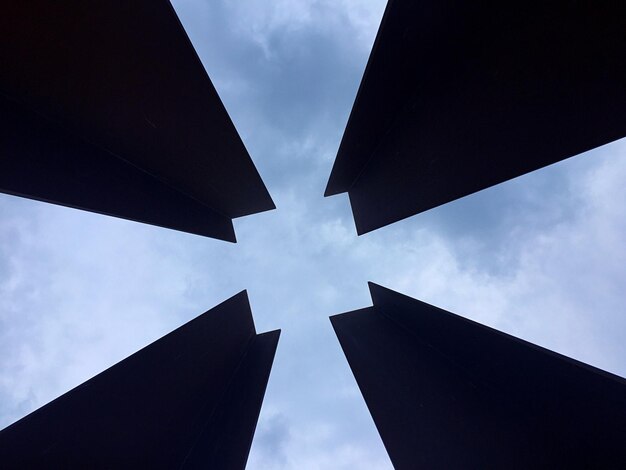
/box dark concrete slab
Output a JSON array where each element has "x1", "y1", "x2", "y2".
[
  {"x1": 331, "y1": 283, "x2": 626, "y2": 469},
  {"x1": 0, "y1": 1, "x2": 274, "y2": 241},
  {"x1": 326, "y1": 1, "x2": 626, "y2": 234},
  {"x1": 0, "y1": 291, "x2": 280, "y2": 469},
  {"x1": 0, "y1": 95, "x2": 236, "y2": 241}
]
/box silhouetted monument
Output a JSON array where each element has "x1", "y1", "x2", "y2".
[
  {"x1": 0, "y1": 3, "x2": 280, "y2": 467},
  {"x1": 325, "y1": 1, "x2": 626, "y2": 234},
  {"x1": 0, "y1": 1, "x2": 274, "y2": 241},
  {"x1": 331, "y1": 283, "x2": 626, "y2": 469},
  {"x1": 2, "y1": 1, "x2": 625, "y2": 467},
  {"x1": 0, "y1": 291, "x2": 279, "y2": 469}
]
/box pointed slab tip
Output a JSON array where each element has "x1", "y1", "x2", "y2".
[
  {"x1": 348, "y1": 192, "x2": 413, "y2": 237},
  {"x1": 323, "y1": 178, "x2": 343, "y2": 198},
  {"x1": 347, "y1": 192, "x2": 380, "y2": 237},
  {"x1": 328, "y1": 281, "x2": 379, "y2": 324}
]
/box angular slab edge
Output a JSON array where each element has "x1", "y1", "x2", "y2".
[
  {"x1": 323, "y1": 0, "x2": 396, "y2": 198},
  {"x1": 0, "y1": 290, "x2": 280, "y2": 468},
  {"x1": 0, "y1": 95, "x2": 236, "y2": 242},
  {"x1": 0, "y1": 1, "x2": 275, "y2": 221},
  {"x1": 164, "y1": 1, "x2": 276, "y2": 218},
  {"x1": 331, "y1": 283, "x2": 626, "y2": 468},
  {"x1": 367, "y1": 282, "x2": 626, "y2": 382},
  {"x1": 329, "y1": 307, "x2": 399, "y2": 466},
  {"x1": 181, "y1": 329, "x2": 281, "y2": 469},
  {"x1": 326, "y1": 1, "x2": 626, "y2": 235}
]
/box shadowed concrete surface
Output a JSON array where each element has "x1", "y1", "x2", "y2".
[
  {"x1": 0, "y1": 0, "x2": 274, "y2": 241},
  {"x1": 326, "y1": 0, "x2": 626, "y2": 234},
  {"x1": 331, "y1": 283, "x2": 626, "y2": 469},
  {"x1": 0, "y1": 291, "x2": 280, "y2": 469}
]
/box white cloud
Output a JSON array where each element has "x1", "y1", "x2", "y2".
[
  {"x1": 1, "y1": 141, "x2": 625, "y2": 468},
  {"x1": 369, "y1": 141, "x2": 626, "y2": 376},
  {"x1": 1, "y1": 1, "x2": 625, "y2": 469},
  {"x1": 217, "y1": 0, "x2": 385, "y2": 60}
]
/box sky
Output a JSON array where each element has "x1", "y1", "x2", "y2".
[{"x1": 1, "y1": 1, "x2": 626, "y2": 468}]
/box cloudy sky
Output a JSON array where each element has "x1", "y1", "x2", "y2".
[{"x1": 1, "y1": 1, "x2": 626, "y2": 468}]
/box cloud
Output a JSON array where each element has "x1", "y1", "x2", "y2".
[
  {"x1": 172, "y1": 0, "x2": 387, "y2": 190},
  {"x1": 0, "y1": 200, "x2": 211, "y2": 425},
  {"x1": 370, "y1": 140, "x2": 626, "y2": 375},
  {"x1": 1, "y1": 1, "x2": 625, "y2": 469}
]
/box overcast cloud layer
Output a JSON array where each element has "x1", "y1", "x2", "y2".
[{"x1": 1, "y1": 1, "x2": 625, "y2": 468}]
